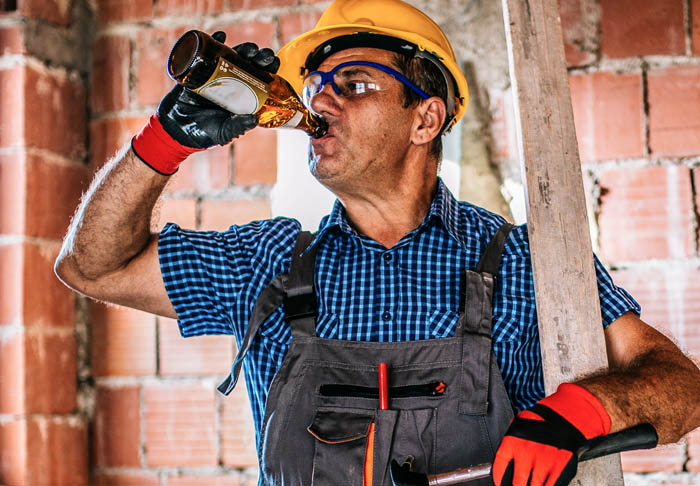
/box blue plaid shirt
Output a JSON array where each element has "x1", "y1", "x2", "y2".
[{"x1": 159, "y1": 180, "x2": 640, "y2": 444}]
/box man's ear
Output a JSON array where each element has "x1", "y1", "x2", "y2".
[{"x1": 411, "y1": 97, "x2": 446, "y2": 146}]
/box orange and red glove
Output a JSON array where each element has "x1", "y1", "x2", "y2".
[{"x1": 493, "y1": 383, "x2": 611, "y2": 486}]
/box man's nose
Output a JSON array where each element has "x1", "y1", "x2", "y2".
[{"x1": 310, "y1": 81, "x2": 341, "y2": 115}]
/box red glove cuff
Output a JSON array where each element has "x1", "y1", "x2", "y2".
[
  {"x1": 538, "y1": 383, "x2": 611, "y2": 439},
  {"x1": 131, "y1": 114, "x2": 204, "y2": 175}
]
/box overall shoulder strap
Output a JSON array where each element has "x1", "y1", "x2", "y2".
[
  {"x1": 476, "y1": 222, "x2": 515, "y2": 276},
  {"x1": 282, "y1": 231, "x2": 318, "y2": 337},
  {"x1": 217, "y1": 230, "x2": 315, "y2": 395}
]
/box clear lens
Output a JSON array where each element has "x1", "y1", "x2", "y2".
[{"x1": 302, "y1": 64, "x2": 389, "y2": 112}]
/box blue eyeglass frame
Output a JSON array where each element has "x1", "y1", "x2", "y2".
[{"x1": 303, "y1": 61, "x2": 430, "y2": 101}]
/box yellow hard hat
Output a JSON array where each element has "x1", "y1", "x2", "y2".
[{"x1": 277, "y1": 0, "x2": 469, "y2": 132}]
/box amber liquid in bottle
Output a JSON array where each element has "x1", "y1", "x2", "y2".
[{"x1": 167, "y1": 30, "x2": 327, "y2": 138}]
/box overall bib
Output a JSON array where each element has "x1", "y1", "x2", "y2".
[{"x1": 218, "y1": 223, "x2": 515, "y2": 486}]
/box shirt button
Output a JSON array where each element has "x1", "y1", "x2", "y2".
[
  {"x1": 382, "y1": 311, "x2": 392, "y2": 321},
  {"x1": 383, "y1": 253, "x2": 393, "y2": 262}
]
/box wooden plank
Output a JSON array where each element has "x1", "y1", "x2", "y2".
[{"x1": 500, "y1": 0, "x2": 624, "y2": 485}]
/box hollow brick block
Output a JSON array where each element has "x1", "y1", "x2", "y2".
[
  {"x1": 154, "y1": 0, "x2": 225, "y2": 17},
  {"x1": 221, "y1": 379, "x2": 258, "y2": 468},
  {"x1": 232, "y1": 128, "x2": 277, "y2": 186},
  {"x1": 569, "y1": 72, "x2": 644, "y2": 162},
  {"x1": 228, "y1": 0, "x2": 295, "y2": 10},
  {"x1": 89, "y1": 116, "x2": 148, "y2": 171},
  {"x1": 144, "y1": 384, "x2": 217, "y2": 467},
  {"x1": 91, "y1": 303, "x2": 157, "y2": 376},
  {"x1": 0, "y1": 419, "x2": 27, "y2": 485},
  {"x1": 165, "y1": 145, "x2": 231, "y2": 195},
  {"x1": 153, "y1": 197, "x2": 198, "y2": 231},
  {"x1": 598, "y1": 166, "x2": 695, "y2": 262},
  {"x1": 0, "y1": 66, "x2": 25, "y2": 150},
  {"x1": 559, "y1": 0, "x2": 596, "y2": 67},
  {"x1": 279, "y1": 11, "x2": 323, "y2": 45},
  {"x1": 600, "y1": 0, "x2": 685, "y2": 58},
  {"x1": 95, "y1": 0, "x2": 154, "y2": 25},
  {"x1": 0, "y1": 151, "x2": 26, "y2": 235},
  {"x1": 210, "y1": 21, "x2": 276, "y2": 51},
  {"x1": 0, "y1": 24, "x2": 26, "y2": 55},
  {"x1": 0, "y1": 244, "x2": 22, "y2": 326},
  {"x1": 167, "y1": 475, "x2": 244, "y2": 486},
  {"x1": 199, "y1": 199, "x2": 271, "y2": 231},
  {"x1": 20, "y1": 0, "x2": 72, "y2": 26},
  {"x1": 158, "y1": 317, "x2": 234, "y2": 376},
  {"x1": 135, "y1": 27, "x2": 187, "y2": 107},
  {"x1": 93, "y1": 385, "x2": 141, "y2": 467},
  {"x1": 611, "y1": 266, "x2": 700, "y2": 359},
  {"x1": 25, "y1": 416, "x2": 88, "y2": 486},
  {"x1": 24, "y1": 329, "x2": 77, "y2": 413},
  {"x1": 648, "y1": 66, "x2": 700, "y2": 158},
  {"x1": 23, "y1": 66, "x2": 86, "y2": 160},
  {"x1": 693, "y1": 0, "x2": 700, "y2": 55},
  {"x1": 91, "y1": 35, "x2": 132, "y2": 114},
  {"x1": 621, "y1": 441, "x2": 685, "y2": 473},
  {"x1": 25, "y1": 152, "x2": 88, "y2": 240},
  {"x1": 94, "y1": 474, "x2": 161, "y2": 486},
  {"x1": 0, "y1": 330, "x2": 24, "y2": 414}
]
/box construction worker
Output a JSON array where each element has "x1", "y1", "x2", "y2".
[{"x1": 55, "y1": 1, "x2": 700, "y2": 485}]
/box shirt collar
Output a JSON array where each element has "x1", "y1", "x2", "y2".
[{"x1": 307, "y1": 178, "x2": 468, "y2": 250}]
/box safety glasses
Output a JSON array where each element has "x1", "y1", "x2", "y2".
[{"x1": 302, "y1": 61, "x2": 429, "y2": 113}]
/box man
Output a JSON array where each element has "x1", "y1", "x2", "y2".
[{"x1": 55, "y1": 1, "x2": 700, "y2": 485}]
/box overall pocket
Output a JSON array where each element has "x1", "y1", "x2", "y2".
[{"x1": 307, "y1": 408, "x2": 375, "y2": 486}]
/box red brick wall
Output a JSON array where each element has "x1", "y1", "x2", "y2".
[
  {"x1": 563, "y1": 0, "x2": 700, "y2": 482},
  {"x1": 1, "y1": 1, "x2": 699, "y2": 485}
]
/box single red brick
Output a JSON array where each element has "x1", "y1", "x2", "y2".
[
  {"x1": 167, "y1": 475, "x2": 243, "y2": 486},
  {"x1": 232, "y1": 128, "x2": 277, "y2": 186},
  {"x1": 25, "y1": 417, "x2": 88, "y2": 486},
  {"x1": 23, "y1": 329, "x2": 77, "y2": 413},
  {"x1": 154, "y1": 197, "x2": 198, "y2": 230},
  {"x1": 89, "y1": 116, "x2": 148, "y2": 171},
  {"x1": 165, "y1": 145, "x2": 231, "y2": 195},
  {"x1": 135, "y1": 27, "x2": 186, "y2": 107},
  {"x1": 569, "y1": 72, "x2": 644, "y2": 162},
  {"x1": 91, "y1": 303, "x2": 157, "y2": 376},
  {"x1": 212, "y1": 21, "x2": 276, "y2": 50},
  {"x1": 155, "y1": 0, "x2": 225, "y2": 17},
  {"x1": 94, "y1": 473, "x2": 161, "y2": 486},
  {"x1": 621, "y1": 441, "x2": 685, "y2": 473},
  {"x1": 0, "y1": 419, "x2": 27, "y2": 485},
  {"x1": 221, "y1": 379, "x2": 258, "y2": 468},
  {"x1": 23, "y1": 241, "x2": 75, "y2": 329},
  {"x1": 24, "y1": 66, "x2": 86, "y2": 160},
  {"x1": 144, "y1": 383, "x2": 217, "y2": 466},
  {"x1": 693, "y1": 0, "x2": 700, "y2": 55},
  {"x1": 229, "y1": 0, "x2": 295, "y2": 9},
  {"x1": 93, "y1": 385, "x2": 141, "y2": 467},
  {"x1": 20, "y1": 0, "x2": 72, "y2": 26},
  {"x1": 91, "y1": 35, "x2": 132, "y2": 114},
  {"x1": 600, "y1": 0, "x2": 685, "y2": 58},
  {"x1": 25, "y1": 152, "x2": 88, "y2": 240},
  {"x1": 95, "y1": 0, "x2": 154, "y2": 25},
  {"x1": 612, "y1": 266, "x2": 700, "y2": 359},
  {"x1": 559, "y1": 0, "x2": 596, "y2": 67},
  {"x1": 280, "y1": 11, "x2": 323, "y2": 45},
  {"x1": 158, "y1": 317, "x2": 234, "y2": 376},
  {"x1": 0, "y1": 151, "x2": 26, "y2": 235},
  {"x1": 0, "y1": 331, "x2": 25, "y2": 414},
  {"x1": 0, "y1": 245, "x2": 22, "y2": 325},
  {"x1": 199, "y1": 199, "x2": 271, "y2": 231},
  {"x1": 648, "y1": 66, "x2": 700, "y2": 158},
  {"x1": 0, "y1": 24, "x2": 25, "y2": 55},
  {"x1": 598, "y1": 166, "x2": 695, "y2": 262},
  {"x1": 0, "y1": 66, "x2": 25, "y2": 150},
  {"x1": 688, "y1": 428, "x2": 700, "y2": 472}
]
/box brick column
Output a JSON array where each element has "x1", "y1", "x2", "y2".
[{"x1": 0, "y1": 1, "x2": 91, "y2": 485}]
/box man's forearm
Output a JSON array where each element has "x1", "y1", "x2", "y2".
[
  {"x1": 579, "y1": 346, "x2": 700, "y2": 444},
  {"x1": 57, "y1": 146, "x2": 170, "y2": 282}
]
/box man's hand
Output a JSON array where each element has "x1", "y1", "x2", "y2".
[
  {"x1": 492, "y1": 383, "x2": 611, "y2": 486},
  {"x1": 132, "y1": 32, "x2": 280, "y2": 174},
  {"x1": 157, "y1": 32, "x2": 281, "y2": 149}
]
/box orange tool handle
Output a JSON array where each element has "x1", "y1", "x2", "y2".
[{"x1": 379, "y1": 363, "x2": 388, "y2": 410}]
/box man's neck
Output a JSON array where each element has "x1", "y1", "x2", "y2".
[{"x1": 339, "y1": 177, "x2": 438, "y2": 249}]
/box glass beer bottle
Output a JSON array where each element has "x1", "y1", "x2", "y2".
[{"x1": 167, "y1": 30, "x2": 327, "y2": 138}]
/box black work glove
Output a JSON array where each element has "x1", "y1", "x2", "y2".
[{"x1": 157, "y1": 31, "x2": 281, "y2": 149}]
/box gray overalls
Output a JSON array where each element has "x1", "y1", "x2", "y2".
[{"x1": 218, "y1": 223, "x2": 515, "y2": 485}]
